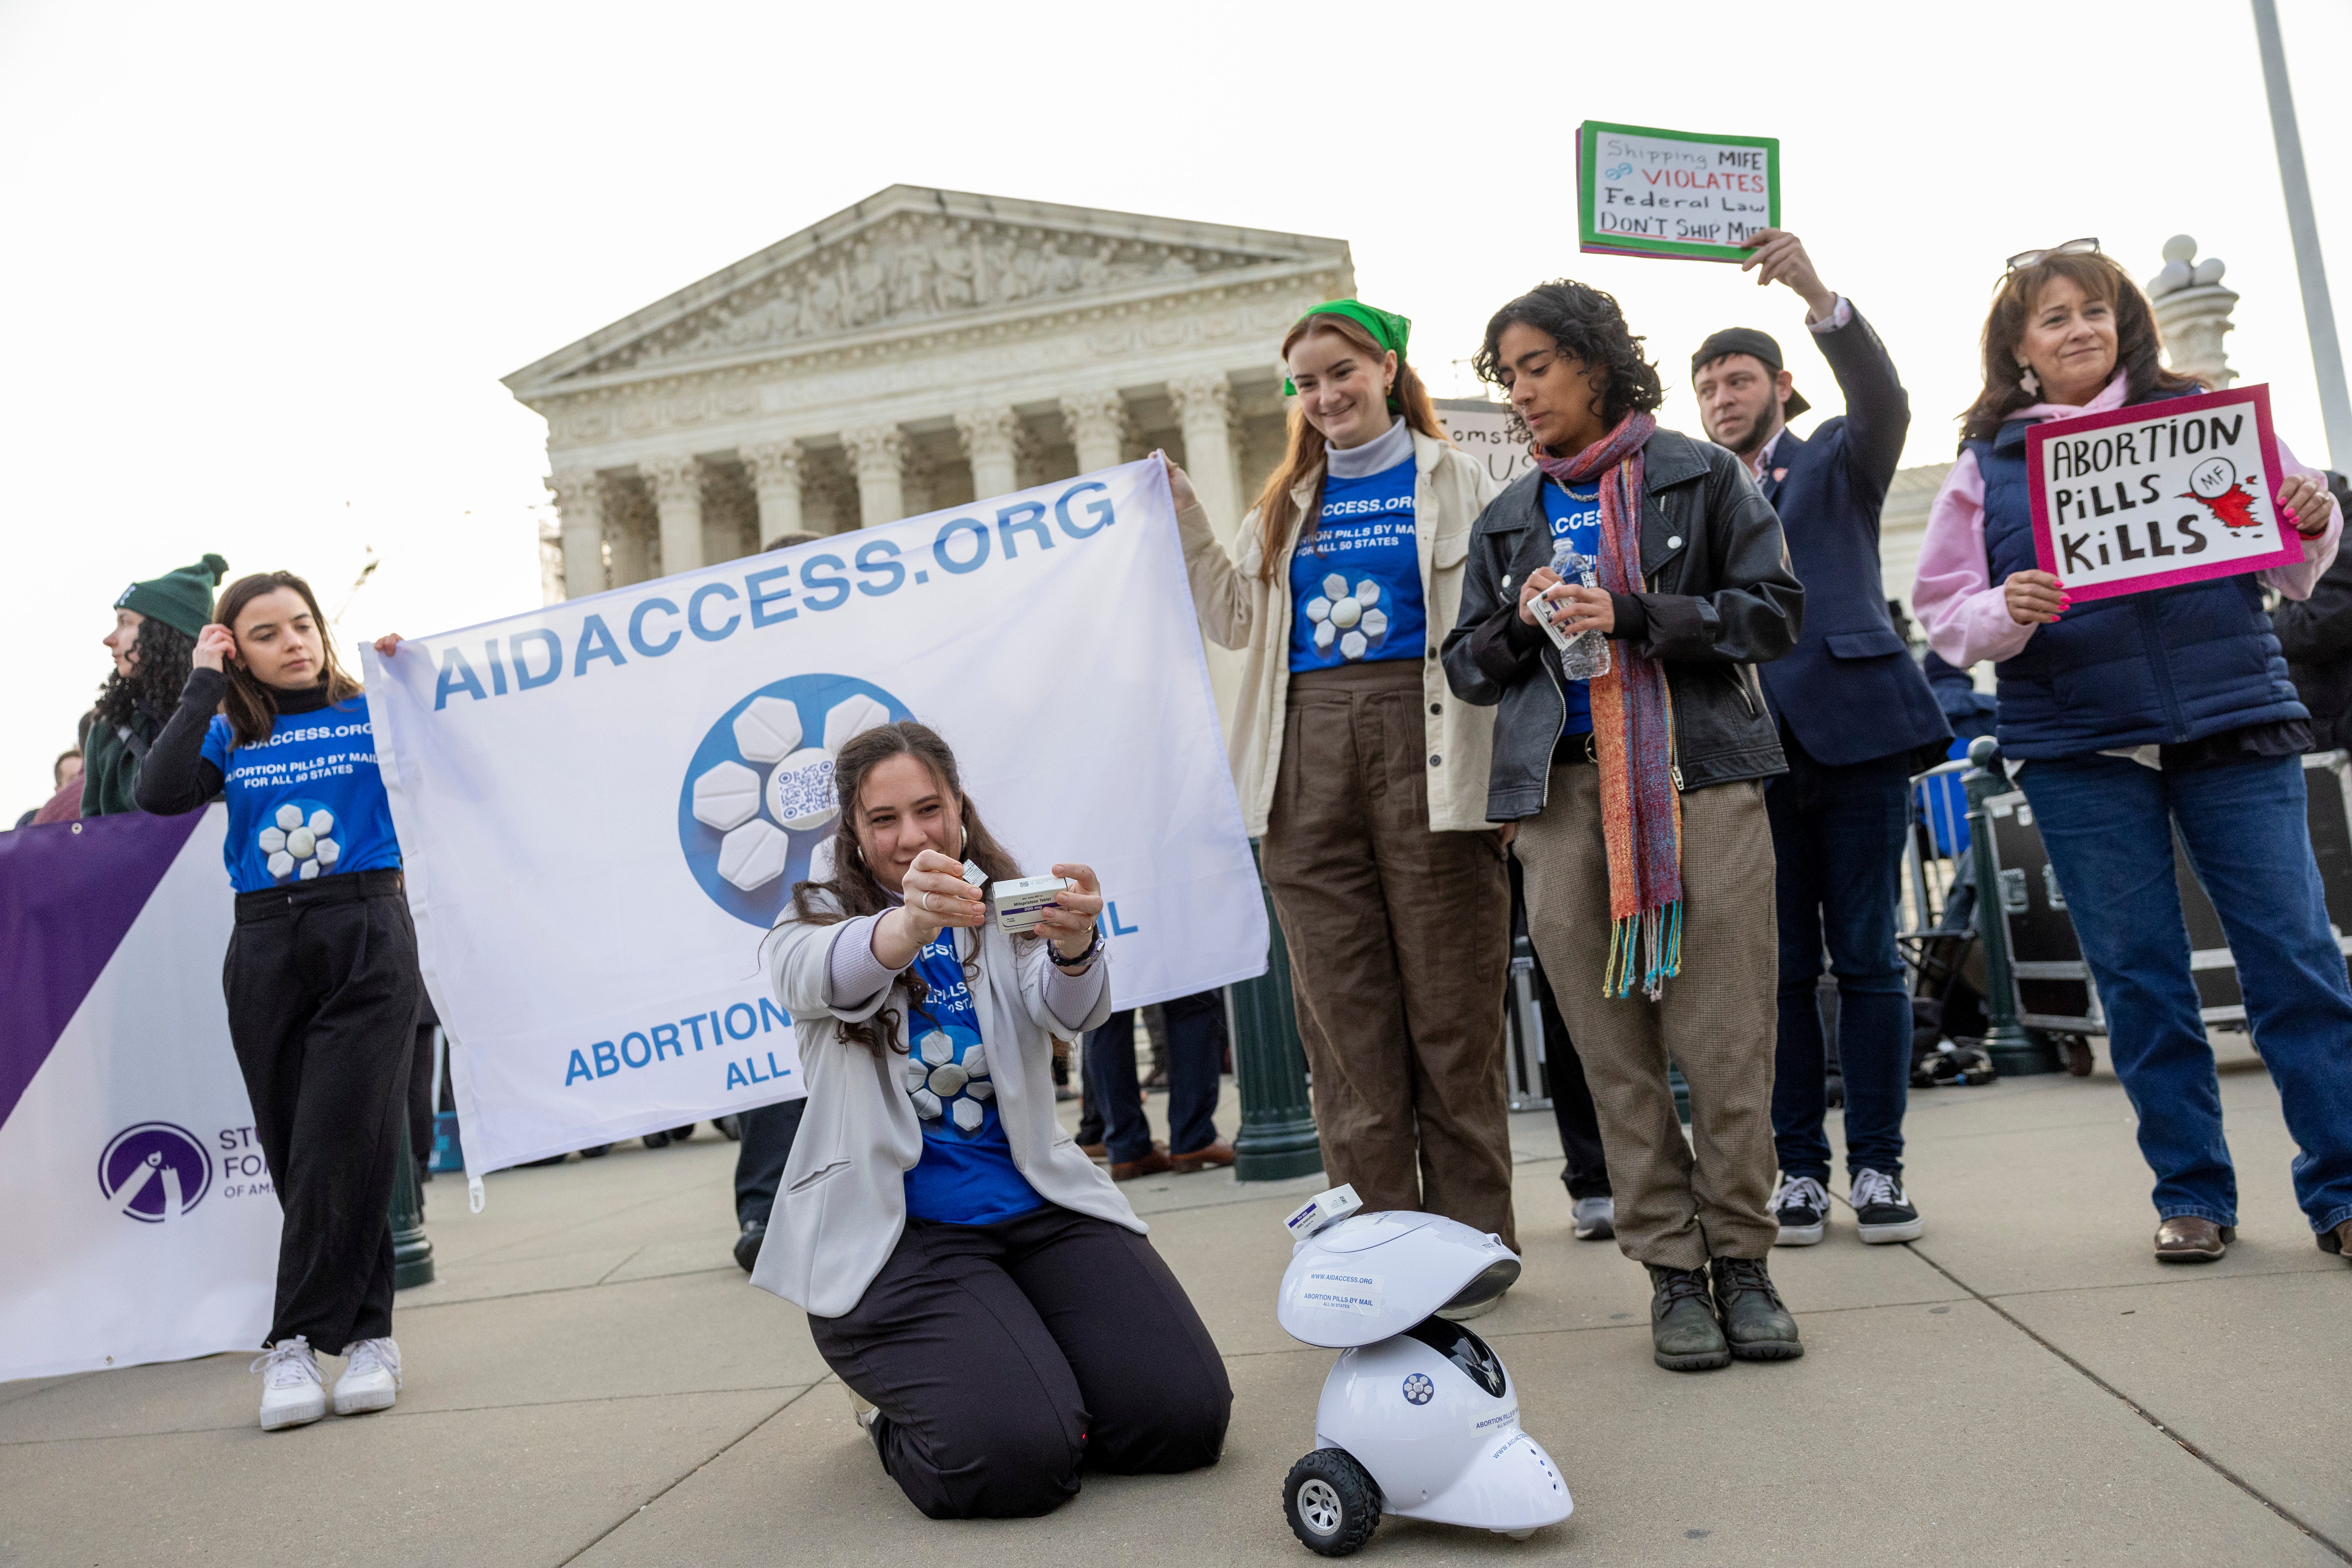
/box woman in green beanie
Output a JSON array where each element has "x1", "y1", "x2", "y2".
[
  {"x1": 1171, "y1": 301, "x2": 1519, "y2": 1294},
  {"x1": 82, "y1": 553, "x2": 227, "y2": 816}
]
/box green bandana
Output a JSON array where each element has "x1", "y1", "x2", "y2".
[{"x1": 1283, "y1": 300, "x2": 1413, "y2": 399}]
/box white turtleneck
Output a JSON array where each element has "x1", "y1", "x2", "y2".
[{"x1": 1324, "y1": 415, "x2": 1413, "y2": 480}]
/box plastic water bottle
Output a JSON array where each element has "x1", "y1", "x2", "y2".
[{"x1": 1543, "y1": 540, "x2": 1612, "y2": 681}]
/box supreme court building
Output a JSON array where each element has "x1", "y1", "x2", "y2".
[
  {"x1": 510, "y1": 191, "x2": 2243, "y2": 684},
  {"x1": 506, "y1": 185, "x2": 1356, "y2": 599}
]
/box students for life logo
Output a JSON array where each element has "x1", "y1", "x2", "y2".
[
  {"x1": 97, "y1": 1123, "x2": 213, "y2": 1222},
  {"x1": 677, "y1": 674, "x2": 913, "y2": 927}
]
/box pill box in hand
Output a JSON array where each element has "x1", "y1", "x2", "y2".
[{"x1": 992, "y1": 875, "x2": 1071, "y2": 933}]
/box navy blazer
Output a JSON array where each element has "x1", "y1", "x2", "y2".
[{"x1": 1751, "y1": 305, "x2": 1951, "y2": 766}]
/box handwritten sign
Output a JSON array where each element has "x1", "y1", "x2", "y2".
[
  {"x1": 1436, "y1": 398, "x2": 1535, "y2": 490},
  {"x1": 1577, "y1": 120, "x2": 1779, "y2": 263},
  {"x1": 2026, "y1": 385, "x2": 2301, "y2": 603}
]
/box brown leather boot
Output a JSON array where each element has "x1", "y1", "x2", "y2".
[
  {"x1": 2319, "y1": 1218, "x2": 2352, "y2": 1262},
  {"x1": 1171, "y1": 1138, "x2": 1236, "y2": 1174},
  {"x1": 1111, "y1": 1144, "x2": 1172, "y2": 1181},
  {"x1": 2154, "y1": 1216, "x2": 2234, "y2": 1262}
]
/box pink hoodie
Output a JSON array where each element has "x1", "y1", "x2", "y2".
[{"x1": 1912, "y1": 370, "x2": 2341, "y2": 669}]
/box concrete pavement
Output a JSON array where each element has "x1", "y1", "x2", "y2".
[{"x1": 4, "y1": 1032, "x2": 2347, "y2": 1566}]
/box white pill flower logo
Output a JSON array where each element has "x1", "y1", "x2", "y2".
[
  {"x1": 1301, "y1": 571, "x2": 1390, "y2": 662},
  {"x1": 678, "y1": 676, "x2": 911, "y2": 927},
  {"x1": 904, "y1": 1023, "x2": 993, "y2": 1135},
  {"x1": 258, "y1": 801, "x2": 340, "y2": 882}
]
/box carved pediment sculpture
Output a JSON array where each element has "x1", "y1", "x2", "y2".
[{"x1": 511, "y1": 188, "x2": 1344, "y2": 393}]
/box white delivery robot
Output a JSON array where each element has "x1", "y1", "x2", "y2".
[{"x1": 1275, "y1": 1185, "x2": 1574, "y2": 1556}]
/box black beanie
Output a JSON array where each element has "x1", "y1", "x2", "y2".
[
  {"x1": 1691, "y1": 328, "x2": 1810, "y2": 419},
  {"x1": 116, "y1": 554, "x2": 229, "y2": 639}
]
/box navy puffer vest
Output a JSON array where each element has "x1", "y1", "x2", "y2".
[{"x1": 1969, "y1": 388, "x2": 2307, "y2": 759}]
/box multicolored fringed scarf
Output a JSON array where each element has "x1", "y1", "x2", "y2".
[{"x1": 1534, "y1": 411, "x2": 1684, "y2": 999}]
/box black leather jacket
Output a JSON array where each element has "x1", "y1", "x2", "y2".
[{"x1": 1441, "y1": 427, "x2": 1804, "y2": 821}]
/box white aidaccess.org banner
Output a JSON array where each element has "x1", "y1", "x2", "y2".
[
  {"x1": 366, "y1": 459, "x2": 1267, "y2": 1177},
  {"x1": 0, "y1": 807, "x2": 280, "y2": 1381}
]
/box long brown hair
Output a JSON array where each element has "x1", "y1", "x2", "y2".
[
  {"x1": 1249, "y1": 312, "x2": 1449, "y2": 583},
  {"x1": 787, "y1": 721, "x2": 1027, "y2": 1056},
  {"x1": 212, "y1": 571, "x2": 363, "y2": 746},
  {"x1": 1960, "y1": 251, "x2": 2203, "y2": 446}
]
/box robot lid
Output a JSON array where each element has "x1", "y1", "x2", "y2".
[{"x1": 1278, "y1": 1204, "x2": 1523, "y2": 1349}]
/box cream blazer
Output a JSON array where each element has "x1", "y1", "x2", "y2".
[
  {"x1": 748, "y1": 902, "x2": 1132, "y2": 1318},
  {"x1": 1180, "y1": 428, "x2": 1503, "y2": 836}
]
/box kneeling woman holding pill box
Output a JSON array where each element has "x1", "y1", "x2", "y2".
[{"x1": 750, "y1": 720, "x2": 1232, "y2": 1520}]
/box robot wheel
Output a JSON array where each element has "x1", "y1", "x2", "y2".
[{"x1": 1283, "y1": 1448, "x2": 1381, "y2": 1557}]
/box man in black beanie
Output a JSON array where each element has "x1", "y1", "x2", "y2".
[
  {"x1": 1691, "y1": 232, "x2": 1948, "y2": 1251},
  {"x1": 87, "y1": 554, "x2": 229, "y2": 816}
]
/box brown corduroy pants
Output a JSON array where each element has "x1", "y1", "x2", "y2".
[
  {"x1": 1262, "y1": 662, "x2": 1516, "y2": 1250},
  {"x1": 1517, "y1": 764, "x2": 1779, "y2": 1270}
]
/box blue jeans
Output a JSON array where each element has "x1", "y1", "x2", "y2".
[
  {"x1": 1767, "y1": 742, "x2": 1915, "y2": 1181},
  {"x1": 1084, "y1": 993, "x2": 1226, "y2": 1164},
  {"x1": 2020, "y1": 752, "x2": 2352, "y2": 1234}
]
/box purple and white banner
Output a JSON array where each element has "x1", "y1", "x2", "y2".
[{"x1": 0, "y1": 806, "x2": 280, "y2": 1380}]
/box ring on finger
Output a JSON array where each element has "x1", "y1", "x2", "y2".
[{"x1": 921, "y1": 891, "x2": 934, "y2": 914}]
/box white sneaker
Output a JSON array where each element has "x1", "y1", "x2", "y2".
[
  {"x1": 332, "y1": 1337, "x2": 402, "y2": 1416},
  {"x1": 252, "y1": 1338, "x2": 326, "y2": 1431},
  {"x1": 1571, "y1": 1196, "x2": 1616, "y2": 1240},
  {"x1": 1771, "y1": 1174, "x2": 1830, "y2": 1246}
]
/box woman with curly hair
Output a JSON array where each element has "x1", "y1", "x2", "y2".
[
  {"x1": 83, "y1": 554, "x2": 225, "y2": 815},
  {"x1": 752, "y1": 720, "x2": 1229, "y2": 1519},
  {"x1": 1173, "y1": 301, "x2": 1518, "y2": 1285},
  {"x1": 1442, "y1": 280, "x2": 1806, "y2": 1373}
]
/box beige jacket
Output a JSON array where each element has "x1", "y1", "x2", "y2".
[{"x1": 1180, "y1": 429, "x2": 1502, "y2": 835}]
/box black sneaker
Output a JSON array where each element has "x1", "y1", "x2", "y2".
[
  {"x1": 1771, "y1": 1174, "x2": 1829, "y2": 1246},
  {"x1": 733, "y1": 1219, "x2": 766, "y2": 1272},
  {"x1": 1850, "y1": 1168, "x2": 1923, "y2": 1244}
]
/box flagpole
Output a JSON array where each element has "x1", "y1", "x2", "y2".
[{"x1": 2252, "y1": 0, "x2": 2352, "y2": 470}]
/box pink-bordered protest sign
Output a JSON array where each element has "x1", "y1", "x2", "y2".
[{"x1": 2026, "y1": 384, "x2": 2300, "y2": 603}]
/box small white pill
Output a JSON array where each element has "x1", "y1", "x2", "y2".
[
  {"x1": 1355, "y1": 580, "x2": 1380, "y2": 607},
  {"x1": 308, "y1": 809, "x2": 334, "y2": 836},
  {"x1": 298, "y1": 859, "x2": 321, "y2": 880},
  {"x1": 287, "y1": 827, "x2": 316, "y2": 858},
  {"x1": 275, "y1": 804, "x2": 304, "y2": 832},
  {"x1": 1323, "y1": 573, "x2": 1348, "y2": 601},
  {"x1": 267, "y1": 851, "x2": 296, "y2": 879},
  {"x1": 258, "y1": 828, "x2": 287, "y2": 854},
  {"x1": 950, "y1": 1098, "x2": 984, "y2": 1133},
  {"x1": 1330, "y1": 598, "x2": 1362, "y2": 630},
  {"x1": 315, "y1": 838, "x2": 339, "y2": 866}
]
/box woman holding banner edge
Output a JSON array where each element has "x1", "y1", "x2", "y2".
[
  {"x1": 753, "y1": 720, "x2": 1230, "y2": 1521},
  {"x1": 137, "y1": 573, "x2": 423, "y2": 1430},
  {"x1": 1168, "y1": 299, "x2": 1520, "y2": 1293},
  {"x1": 1912, "y1": 241, "x2": 2352, "y2": 1266}
]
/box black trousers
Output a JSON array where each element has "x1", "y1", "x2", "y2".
[
  {"x1": 407, "y1": 985, "x2": 439, "y2": 1183},
  {"x1": 1084, "y1": 991, "x2": 1226, "y2": 1162},
  {"x1": 225, "y1": 871, "x2": 421, "y2": 1354},
  {"x1": 808, "y1": 1205, "x2": 1231, "y2": 1519},
  {"x1": 733, "y1": 1096, "x2": 806, "y2": 1226}
]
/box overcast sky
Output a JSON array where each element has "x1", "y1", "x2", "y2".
[{"x1": 5, "y1": 0, "x2": 2349, "y2": 813}]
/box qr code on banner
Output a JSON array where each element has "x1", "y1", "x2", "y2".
[{"x1": 772, "y1": 755, "x2": 836, "y2": 824}]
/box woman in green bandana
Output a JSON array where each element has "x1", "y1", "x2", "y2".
[
  {"x1": 1171, "y1": 301, "x2": 1519, "y2": 1302},
  {"x1": 83, "y1": 554, "x2": 227, "y2": 816}
]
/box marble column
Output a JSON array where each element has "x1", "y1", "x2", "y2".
[
  {"x1": 2148, "y1": 236, "x2": 2239, "y2": 388},
  {"x1": 641, "y1": 454, "x2": 707, "y2": 575},
  {"x1": 1169, "y1": 373, "x2": 1246, "y2": 541},
  {"x1": 1060, "y1": 390, "x2": 1129, "y2": 474},
  {"x1": 546, "y1": 468, "x2": 608, "y2": 600},
  {"x1": 741, "y1": 440, "x2": 805, "y2": 543},
  {"x1": 605, "y1": 479, "x2": 656, "y2": 585},
  {"x1": 845, "y1": 425, "x2": 907, "y2": 528},
  {"x1": 956, "y1": 407, "x2": 1022, "y2": 500}
]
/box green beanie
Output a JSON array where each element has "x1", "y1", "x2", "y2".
[{"x1": 115, "y1": 554, "x2": 229, "y2": 639}]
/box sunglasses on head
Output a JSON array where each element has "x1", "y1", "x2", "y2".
[{"x1": 2004, "y1": 237, "x2": 2100, "y2": 274}]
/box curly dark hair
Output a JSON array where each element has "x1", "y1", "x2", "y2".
[
  {"x1": 1472, "y1": 279, "x2": 1665, "y2": 439},
  {"x1": 93, "y1": 618, "x2": 197, "y2": 735}
]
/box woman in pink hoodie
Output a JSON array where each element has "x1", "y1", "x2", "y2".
[{"x1": 1912, "y1": 241, "x2": 2352, "y2": 1267}]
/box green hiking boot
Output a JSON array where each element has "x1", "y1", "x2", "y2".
[
  {"x1": 1646, "y1": 1264, "x2": 1731, "y2": 1371},
  {"x1": 1710, "y1": 1255, "x2": 1803, "y2": 1361}
]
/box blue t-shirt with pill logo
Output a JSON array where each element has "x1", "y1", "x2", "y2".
[
  {"x1": 1542, "y1": 479, "x2": 1603, "y2": 738},
  {"x1": 899, "y1": 930, "x2": 1046, "y2": 1227},
  {"x1": 199, "y1": 697, "x2": 403, "y2": 894},
  {"x1": 1288, "y1": 456, "x2": 1426, "y2": 671}
]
